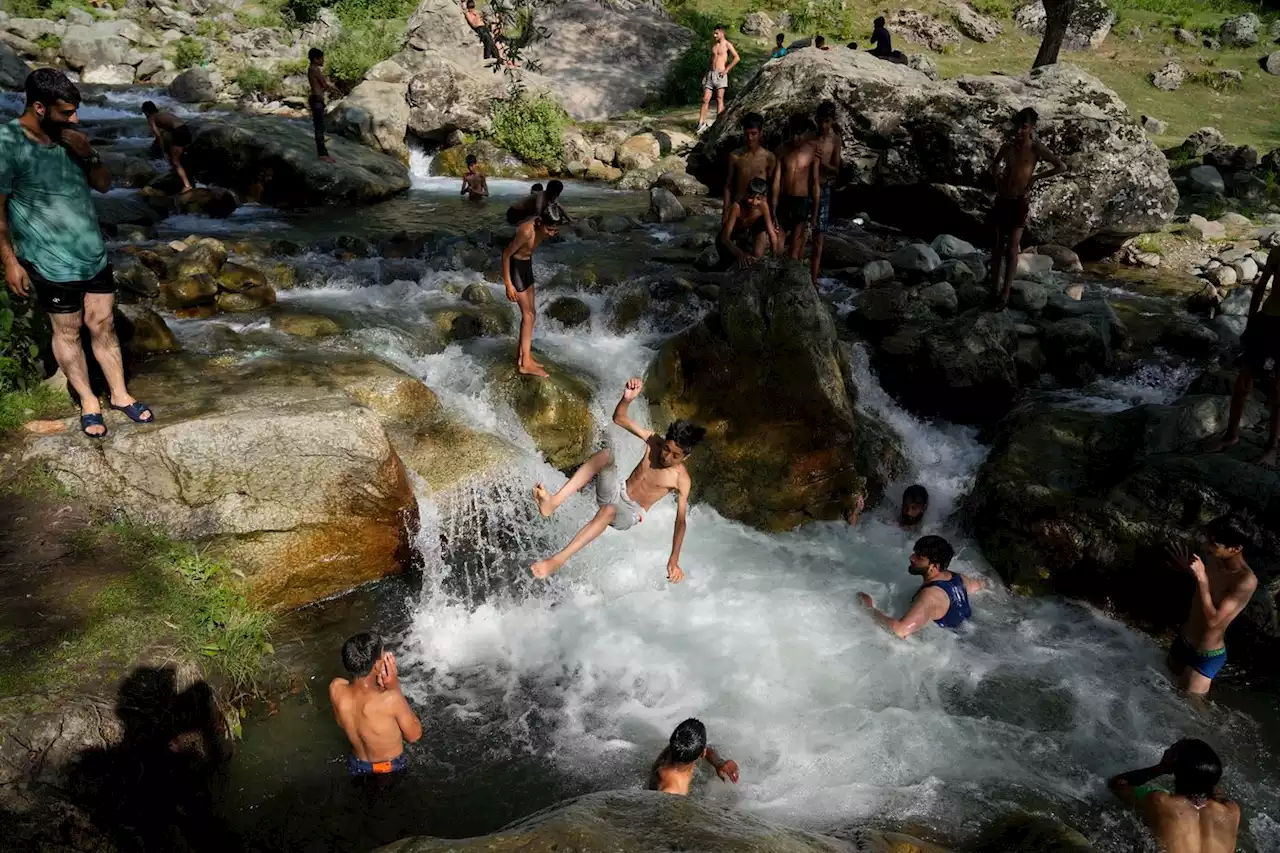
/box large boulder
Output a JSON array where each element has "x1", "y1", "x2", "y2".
[
  {"x1": 951, "y1": 3, "x2": 1003, "y2": 42},
  {"x1": 0, "y1": 41, "x2": 32, "y2": 89},
  {"x1": 888, "y1": 9, "x2": 962, "y2": 52},
  {"x1": 375, "y1": 790, "x2": 948, "y2": 853},
  {"x1": 22, "y1": 355, "x2": 420, "y2": 610},
  {"x1": 695, "y1": 53, "x2": 1176, "y2": 248},
  {"x1": 487, "y1": 354, "x2": 597, "y2": 470},
  {"x1": 650, "y1": 262, "x2": 905, "y2": 531},
  {"x1": 1220, "y1": 13, "x2": 1259, "y2": 47},
  {"x1": 326, "y1": 80, "x2": 411, "y2": 161},
  {"x1": 965, "y1": 394, "x2": 1280, "y2": 672},
  {"x1": 182, "y1": 115, "x2": 410, "y2": 207},
  {"x1": 1013, "y1": 0, "x2": 1115, "y2": 50},
  {"x1": 402, "y1": 54, "x2": 507, "y2": 140},
  {"x1": 59, "y1": 22, "x2": 137, "y2": 69},
  {"x1": 168, "y1": 67, "x2": 219, "y2": 103}
]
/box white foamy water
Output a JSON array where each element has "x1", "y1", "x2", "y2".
[{"x1": 408, "y1": 145, "x2": 626, "y2": 199}]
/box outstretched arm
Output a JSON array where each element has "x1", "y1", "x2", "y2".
[
  {"x1": 858, "y1": 587, "x2": 945, "y2": 639},
  {"x1": 613, "y1": 377, "x2": 654, "y2": 441},
  {"x1": 666, "y1": 469, "x2": 691, "y2": 583},
  {"x1": 703, "y1": 747, "x2": 739, "y2": 783}
]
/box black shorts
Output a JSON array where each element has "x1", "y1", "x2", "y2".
[
  {"x1": 777, "y1": 195, "x2": 809, "y2": 232},
  {"x1": 509, "y1": 256, "x2": 534, "y2": 293},
  {"x1": 171, "y1": 125, "x2": 193, "y2": 147},
  {"x1": 1241, "y1": 311, "x2": 1280, "y2": 373},
  {"x1": 23, "y1": 261, "x2": 114, "y2": 314}
]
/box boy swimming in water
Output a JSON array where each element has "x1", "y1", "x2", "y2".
[
  {"x1": 846, "y1": 484, "x2": 929, "y2": 528},
  {"x1": 1109, "y1": 738, "x2": 1239, "y2": 853},
  {"x1": 329, "y1": 632, "x2": 423, "y2": 779},
  {"x1": 648, "y1": 718, "x2": 739, "y2": 795},
  {"x1": 858, "y1": 535, "x2": 988, "y2": 638},
  {"x1": 531, "y1": 378, "x2": 705, "y2": 582},
  {"x1": 460, "y1": 154, "x2": 488, "y2": 202}
]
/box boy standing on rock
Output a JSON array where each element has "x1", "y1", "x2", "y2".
[
  {"x1": 330, "y1": 632, "x2": 423, "y2": 780},
  {"x1": 723, "y1": 112, "x2": 776, "y2": 224},
  {"x1": 807, "y1": 101, "x2": 841, "y2": 286},
  {"x1": 986, "y1": 107, "x2": 1067, "y2": 309},
  {"x1": 531, "y1": 378, "x2": 705, "y2": 582},
  {"x1": 308, "y1": 48, "x2": 342, "y2": 163},
  {"x1": 772, "y1": 113, "x2": 820, "y2": 261},
  {"x1": 648, "y1": 718, "x2": 739, "y2": 795},
  {"x1": 697, "y1": 25, "x2": 739, "y2": 134},
  {"x1": 1210, "y1": 249, "x2": 1280, "y2": 466},
  {"x1": 503, "y1": 209, "x2": 560, "y2": 377}
]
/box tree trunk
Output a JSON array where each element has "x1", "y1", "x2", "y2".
[{"x1": 1033, "y1": 0, "x2": 1077, "y2": 68}]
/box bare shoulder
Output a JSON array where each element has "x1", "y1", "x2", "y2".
[{"x1": 328, "y1": 678, "x2": 349, "y2": 699}]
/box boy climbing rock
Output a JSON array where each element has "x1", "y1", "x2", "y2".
[{"x1": 531, "y1": 378, "x2": 705, "y2": 582}]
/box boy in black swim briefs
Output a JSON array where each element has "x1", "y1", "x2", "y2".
[{"x1": 502, "y1": 210, "x2": 560, "y2": 377}]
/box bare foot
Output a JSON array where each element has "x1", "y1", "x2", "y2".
[
  {"x1": 23, "y1": 419, "x2": 67, "y2": 435},
  {"x1": 1206, "y1": 433, "x2": 1241, "y2": 453},
  {"x1": 1259, "y1": 447, "x2": 1277, "y2": 468},
  {"x1": 533, "y1": 484, "x2": 555, "y2": 518},
  {"x1": 321, "y1": 155, "x2": 336, "y2": 163},
  {"x1": 517, "y1": 363, "x2": 550, "y2": 378},
  {"x1": 531, "y1": 559, "x2": 559, "y2": 579}
]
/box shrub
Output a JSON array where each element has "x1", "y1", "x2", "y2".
[
  {"x1": 490, "y1": 92, "x2": 567, "y2": 166},
  {"x1": 195, "y1": 18, "x2": 228, "y2": 41},
  {"x1": 234, "y1": 65, "x2": 284, "y2": 98},
  {"x1": 283, "y1": 0, "x2": 324, "y2": 25},
  {"x1": 789, "y1": 0, "x2": 855, "y2": 40},
  {"x1": 321, "y1": 19, "x2": 404, "y2": 88},
  {"x1": 0, "y1": 290, "x2": 45, "y2": 400},
  {"x1": 174, "y1": 36, "x2": 207, "y2": 70},
  {"x1": 35, "y1": 33, "x2": 62, "y2": 51},
  {"x1": 277, "y1": 57, "x2": 310, "y2": 76},
  {"x1": 969, "y1": 0, "x2": 1012, "y2": 17}
]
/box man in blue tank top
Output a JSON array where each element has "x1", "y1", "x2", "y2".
[{"x1": 858, "y1": 535, "x2": 988, "y2": 639}]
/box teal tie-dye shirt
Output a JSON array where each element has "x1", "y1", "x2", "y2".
[{"x1": 0, "y1": 119, "x2": 106, "y2": 283}]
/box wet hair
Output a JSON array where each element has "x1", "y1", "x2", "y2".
[
  {"x1": 814, "y1": 35, "x2": 826, "y2": 47},
  {"x1": 1014, "y1": 107, "x2": 1038, "y2": 127},
  {"x1": 668, "y1": 718, "x2": 707, "y2": 765},
  {"x1": 142, "y1": 100, "x2": 158, "y2": 116},
  {"x1": 1172, "y1": 739, "x2": 1223, "y2": 797},
  {"x1": 776, "y1": 33, "x2": 785, "y2": 43},
  {"x1": 25, "y1": 68, "x2": 80, "y2": 109},
  {"x1": 466, "y1": 154, "x2": 477, "y2": 166},
  {"x1": 742, "y1": 112, "x2": 764, "y2": 132},
  {"x1": 714, "y1": 24, "x2": 726, "y2": 34},
  {"x1": 665, "y1": 419, "x2": 707, "y2": 454},
  {"x1": 913, "y1": 535, "x2": 955, "y2": 571},
  {"x1": 1205, "y1": 513, "x2": 1254, "y2": 551},
  {"x1": 903, "y1": 484, "x2": 929, "y2": 508},
  {"x1": 530, "y1": 182, "x2": 544, "y2": 192},
  {"x1": 787, "y1": 113, "x2": 816, "y2": 139},
  {"x1": 309, "y1": 47, "x2": 324, "y2": 61},
  {"x1": 874, "y1": 16, "x2": 886, "y2": 27},
  {"x1": 546, "y1": 179, "x2": 564, "y2": 199},
  {"x1": 746, "y1": 177, "x2": 768, "y2": 197},
  {"x1": 815, "y1": 100, "x2": 836, "y2": 121},
  {"x1": 341, "y1": 632, "x2": 383, "y2": 676},
  {"x1": 466, "y1": 0, "x2": 476, "y2": 6}
]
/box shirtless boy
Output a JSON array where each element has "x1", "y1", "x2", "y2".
[
  {"x1": 307, "y1": 48, "x2": 342, "y2": 163},
  {"x1": 502, "y1": 210, "x2": 559, "y2": 377},
  {"x1": 697, "y1": 25, "x2": 739, "y2": 134},
  {"x1": 807, "y1": 101, "x2": 841, "y2": 286},
  {"x1": 460, "y1": 154, "x2": 489, "y2": 202},
  {"x1": 531, "y1": 378, "x2": 705, "y2": 582},
  {"x1": 506, "y1": 179, "x2": 563, "y2": 226},
  {"x1": 772, "y1": 113, "x2": 820, "y2": 260},
  {"x1": 141, "y1": 101, "x2": 192, "y2": 193},
  {"x1": 1109, "y1": 739, "x2": 1240, "y2": 853},
  {"x1": 845, "y1": 484, "x2": 928, "y2": 529},
  {"x1": 987, "y1": 107, "x2": 1067, "y2": 308},
  {"x1": 1165, "y1": 514, "x2": 1258, "y2": 695},
  {"x1": 722, "y1": 112, "x2": 775, "y2": 224},
  {"x1": 329, "y1": 632, "x2": 423, "y2": 778},
  {"x1": 718, "y1": 177, "x2": 781, "y2": 268},
  {"x1": 1209, "y1": 249, "x2": 1280, "y2": 466},
  {"x1": 648, "y1": 718, "x2": 739, "y2": 795},
  {"x1": 858, "y1": 535, "x2": 988, "y2": 638}
]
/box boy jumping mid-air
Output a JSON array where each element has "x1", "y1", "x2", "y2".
[{"x1": 531, "y1": 378, "x2": 705, "y2": 582}]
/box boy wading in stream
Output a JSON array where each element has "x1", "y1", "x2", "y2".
[
  {"x1": 502, "y1": 209, "x2": 559, "y2": 377},
  {"x1": 531, "y1": 378, "x2": 705, "y2": 582},
  {"x1": 648, "y1": 718, "x2": 740, "y2": 795},
  {"x1": 1109, "y1": 738, "x2": 1240, "y2": 853},
  {"x1": 330, "y1": 633, "x2": 423, "y2": 781}
]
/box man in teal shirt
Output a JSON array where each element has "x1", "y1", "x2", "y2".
[{"x1": 0, "y1": 69, "x2": 153, "y2": 437}]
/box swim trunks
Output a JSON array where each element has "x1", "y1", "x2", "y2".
[
  {"x1": 1240, "y1": 311, "x2": 1280, "y2": 374},
  {"x1": 1170, "y1": 635, "x2": 1227, "y2": 680},
  {"x1": 776, "y1": 194, "x2": 809, "y2": 232},
  {"x1": 990, "y1": 194, "x2": 1030, "y2": 230},
  {"x1": 347, "y1": 754, "x2": 407, "y2": 776},
  {"x1": 704, "y1": 70, "x2": 728, "y2": 91},
  {"x1": 21, "y1": 260, "x2": 114, "y2": 315},
  {"x1": 924, "y1": 572, "x2": 972, "y2": 628},
  {"x1": 806, "y1": 184, "x2": 831, "y2": 234},
  {"x1": 595, "y1": 452, "x2": 644, "y2": 530},
  {"x1": 170, "y1": 124, "x2": 193, "y2": 147},
  {"x1": 508, "y1": 255, "x2": 534, "y2": 293}
]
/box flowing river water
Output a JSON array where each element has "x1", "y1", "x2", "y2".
[{"x1": 31, "y1": 90, "x2": 1280, "y2": 851}]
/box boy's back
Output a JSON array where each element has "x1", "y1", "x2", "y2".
[
  {"x1": 1141, "y1": 791, "x2": 1239, "y2": 853},
  {"x1": 330, "y1": 679, "x2": 408, "y2": 763}
]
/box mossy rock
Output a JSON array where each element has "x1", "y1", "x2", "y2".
[
  {"x1": 547, "y1": 296, "x2": 591, "y2": 328},
  {"x1": 216, "y1": 262, "x2": 268, "y2": 293},
  {"x1": 431, "y1": 141, "x2": 541, "y2": 179},
  {"x1": 487, "y1": 351, "x2": 597, "y2": 469},
  {"x1": 216, "y1": 284, "x2": 277, "y2": 313},
  {"x1": 427, "y1": 305, "x2": 514, "y2": 342},
  {"x1": 607, "y1": 282, "x2": 652, "y2": 333},
  {"x1": 272, "y1": 313, "x2": 344, "y2": 338},
  {"x1": 169, "y1": 238, "x2": 228, "y2": 278},
  {"x1": 161, "y1": 274, "x2": 218, "y2": 309},
  {"x1": 116, "y1": 305, "x2": 180, "y2": 356},
  {"x1": 262, "y1": 262, "x2": 298, "y2": 291},
  {"x1": 328, "y1": 360, "x2": 442, "y2": 425},
  {"x1": 462, "y1": 283, "x2": 495, "y2": 305}
]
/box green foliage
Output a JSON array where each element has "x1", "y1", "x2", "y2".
[
  {"x1": 1133, "y1": 233, "x2": 1166, "y2": 255},
  {"x1": 35, "y1": 33, "x2": 62, "y2": 51},
  {"x1": 0, "y1": 290, "x2": 44, "y2": 399},
  {"x1": 283, "y1": 0, "x2": 324, "y2": 24},
  {"x1": 0, "y1": 384, "x2": 69, "y2": 433},
  {"x1": 234, "y1": 65, "x2": 284, "y2": 98},
  {"x1": 1108, "y1": 0, "x2": 1256, "y2": 15},
  {"x1": 320, "y1": 19, "x2": 405, "y2": 88},
  {"x1": 490, "y1": 92, "x2": 567, "y2": 166},
  {"x1": 174, "y1": 36, "x2": 207, "y2": 70},
  {"x1": 789, "y1": 0, "x2": 854, "y2": 40},
  {"x1": 277, "y1": 57, "x2": 310, "y2": 76},
  {"x1": 969, "y1": 0, "x2": 1012, "y2": 17},
  {"x1": 1189, "y1": 69, "x2": 1243, "y2": 91},
  {"x1": 195, "y1": 18, "x2": 230, "y2": 41},
  {"x1": 235, "y1": 6, "x2": 286, "y2": 28}
]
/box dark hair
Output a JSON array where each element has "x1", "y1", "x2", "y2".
[
  {"x1": 1014, "y1": 107, "x2": 1038, "y2": 127},
  {"x1": 816, "y1": 100, "x2": 836, "y2": 121},
  {"x1": 546, "y1": 179, "x2": 564, "y2": 199},
  {"x1": 25, "y1": 68, "x2": 80, "y2": 109},
  {"x1": 1206, "y1": 513, "x2": 1254, "y2": 551},
  {"x1": 742, "y1": 112, "x2": 764, "y2": 132},
  {"x1": 746, "y1": 177, "x2": 768, "y2": 196},
  {"x1": 466, "y1": 0, "x2": 476, "y2": 6},
  {"x1": 714, "y1": 24, "x2": 726, "y2": 33},
  {"x1": 341, "y1": 632, "x2": 383, "y2": 676},
  {"x1": 913, "y1": 535, "x2": 955, "y2": 571},
  {"x1": 668, "y1": 718, "x2": 707, "y2": 765},
  {"x1": 787, "y1": 113, "x2": 816, "y2": 139},
  {"x1": 309, "y1": 47, "x2": 324, "y2": 61},
  {"x1": 531, "y1": 182, "x2": 544, "y2": 193},
  {"x1": 665, "y1": 419, "x2": 706, "y2": 453},
  {"x1": 903, "y1": 485, "x2": 929, "y2": 507},
  {"x1": 874, "y1": 16, "x2": 886, "y2": 27},
  {"x1": 466, "y1": 154, "x2": 477, "y2": 166},
  {"x1": 776, "y1": 33, "x2": 785, "y2": 43},
  {"x1": 814, "y1": 35, "x2": 825, "y2": 47},
  {"x1": 142, "y1": 100, "x2": 158, "y2": 115},
  {"x1": 1172, "y1": 739, "x2": 1223, "y2": 797}
]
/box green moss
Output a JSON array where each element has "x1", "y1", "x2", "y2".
[{"x1": 0, "y1": 383, "x2": 72, "y2": 433}]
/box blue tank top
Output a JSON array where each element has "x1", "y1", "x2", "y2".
[{"x1": 925, "y1": 573, "x2": 971, "y2": 628}]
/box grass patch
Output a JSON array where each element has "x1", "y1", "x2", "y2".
[
  {"x1": 0, "y1": 383, "x2": 71, "y2": 433},
  {"x1": 969, "y1": 0, "x2": 1013, "y2": 17},
  {"x1": 174, "y1": 36, "x2": 207, "y2": 70},
  {"x1": 234, "y1": 65, "x2": 284, "y2": 98},
  {"x1": 0, "y1": 464, "x2": 71, "y2": 499},
  {"x1": 1134, "y1": 233, "x2": 1168, "y2": 254},
  {"x1": 277, "y1": 57, "x2": 310, "y2": 77}
]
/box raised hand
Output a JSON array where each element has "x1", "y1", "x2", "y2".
[
  {"x1": 1164, "y1": 542, "x2": 1193, "y2": 572},
  {"x1": 716, "y1": 759, "x2": 740, "y2": 784},
  {"x1": 622, "y1": 377, "x2": 644, "y2": 402}
]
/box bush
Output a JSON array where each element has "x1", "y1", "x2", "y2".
[
  {"x1": 659, "y1": 11, "x2": 718, "y2": 107},
  {"x1": 789, "y1": 0, "x2": 855, "y2": 40},
  {"x1": 0, "y1": 290, "x2": 44, "y2": 399},
  {"x1": 234, "y1": 65, "x2": 284, "y2": 98},
  {"x1": 174, "y1": 36, "x2": 206, "y2": 70},
  {"x1": 321, "y1": 19, "x2": 405, "y2": 88},
  {"x1": 490, "y1": 93, "x2": 567, "y2": 166},
  {"x1": 277, "y1": 57, "x2": 310, "y2": 76},
  {"x1": 35, "y1": 33, "x2": 62, "y2": 51},
  {"x1": 283, "y1": 0, "x2": 324, "y2": 24}
]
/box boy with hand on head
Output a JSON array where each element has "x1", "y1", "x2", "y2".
[
  {"x1": 648, "y1": 718, "x2": 739, "y2": 795},
  {"x1": 531, "y1": 378, "x2": 706, "y2": 582},
  {"x1": 329, "y1": 632, "x2": 423, "y2": 779},
  {"x1": 460, "y1": 154, "x2": 488, "y2": 202},
  {"x1": 859, "y1": 535, "x2": 988, "y2": 638},
  {"x1": 1109, "y1": 738, "x2": 1239, "y2": 853}
]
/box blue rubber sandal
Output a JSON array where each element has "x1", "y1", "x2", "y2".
[
  {"x1": 80, "y1": 412, "x2": 108, "y2": 439},
  {"x1": 111, "y1": 401, "x2": 154, "y2": 423}
]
